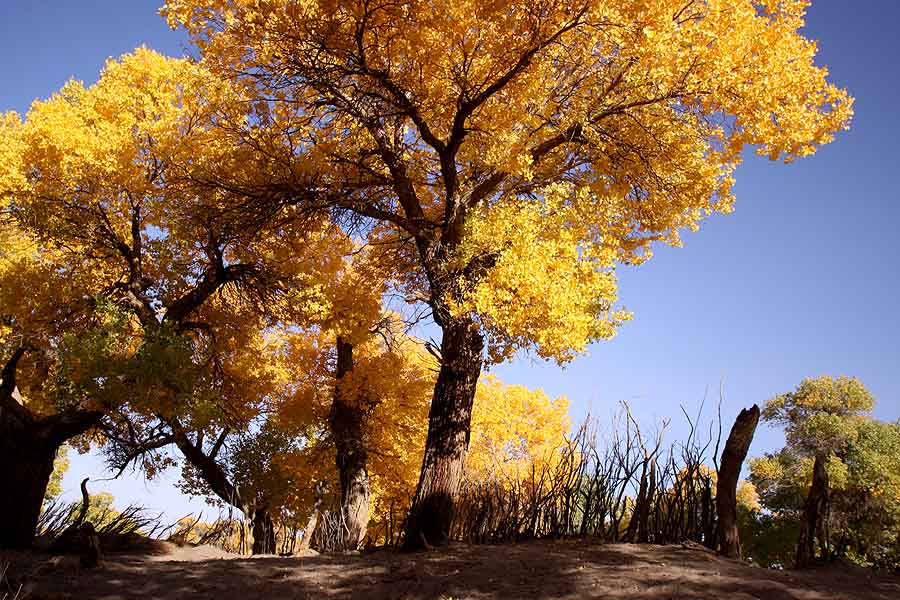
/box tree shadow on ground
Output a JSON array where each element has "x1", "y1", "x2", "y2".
[{"x1": 8, "y1": 540, "x2": 900, "y2": 599}]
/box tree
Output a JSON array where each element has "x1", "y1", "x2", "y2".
[
  {"x1": 163, "y1": 0, "x2": 853, "y2": 547},
  {"x1": 0, "y1": 47, "x2": 335, "y2": 548},
  {"x1": 272, "y1": 330, "x2": 573, "y2": 547},
  {"x1": 750, "y1": 410, "x2": 900, "y2": 569},
  {"x1": 0, "y1": 215, "x2": 110, "y2": 547},
  {"x1": 44, "y1": 446, "x2": 71, "y2": 506},
  {"x1": 759, "y1": 375, "x2": 876, "y2": 567},
  {"x1": 273, "y1": 325, "x2": 436, "y2": 548},
  {"x1": 467, "y1": 375, "x2": 571, "y2": 482},
  {"x1": 319, "y1": 251, "x2": 396, "y2": 549},
  {"x1": 716, "y1": 405, "x2": 760, "y2": 559},
  {"x1": 104, "y1": 300, "x2": 335, "y2": 554}
]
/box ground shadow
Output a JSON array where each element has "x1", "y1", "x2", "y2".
[{"x1": 6, "y1": 540, "x2": 900, "y2": 599}]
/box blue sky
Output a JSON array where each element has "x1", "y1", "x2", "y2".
[{"x1": 1, "y1": 1, "x2": 898, "y2": 518}]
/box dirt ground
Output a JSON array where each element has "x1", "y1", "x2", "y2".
[{"x1": 3, "y1": 539, "x2": 899, "y2": 600}]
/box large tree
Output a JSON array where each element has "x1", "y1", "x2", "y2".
[
  {"x1": 0, "y1": 202, "x2": 111, "y2": 547},
  {"x1": 163, "y1": 0, "x2": 853, "y2": 547},
  {"x1": 0, "y1": 48, "x2": 330, "y2": 548}
]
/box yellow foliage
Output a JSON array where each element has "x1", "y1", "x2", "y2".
[
  {"x1": 451, "y1": 185, "x2": 632, "y2": 363},
  {"x1": 468, "y1": 375, "x2": 571, "y2": 479},
  {"x1": 0, "y1": 47, "x2": 354, "y2": 426},
  {"x1": 163, "y1": 0, "x2": 852, "y2": 363},
  {"x1": 271, "y1": 328, "x2": 570, "y2": 537}
]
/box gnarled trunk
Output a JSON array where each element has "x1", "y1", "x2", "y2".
[
  {"x1": 169, "y1": 421, "x2": 245, "y2": 511},
  {"x1": 251, "y1": 508, "x2": 276, "y2": 554},
  {"x1": 716, "y1": 404, "x2": 760, "y2": 559},
  {"x1": 403, "y1": 315, "x2": 483, "y2": 550},
  {"x1": 0, "y1": 413, "x2": 101, "y2": 548},
  {"x1": 0, "y1": 414, "x2": 57, "y2": 548},
  {"x1": 796, "y1": 451, "x2": 829, "y2": 568},
  {"x1": 330, "y1": 337, "x2": 370, "y2": 549},
  {"x1": 1, "y1": 348, "x2": 102, "y2": 548}
]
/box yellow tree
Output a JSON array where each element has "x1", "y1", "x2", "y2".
[
  {"x1": 0, "y1": 215, "x2": 108, "y2": 547},
  {"x1": 170, "y1": 243, "x2": 387, "y2": 553},
  {"x1": 0, "y1": 48, "x2": 337, "y2": 548},
  {"x1": 317, "y1": 247, "x2": 393, "y2": 548},
  {"x1": 467, "y1": 376, "x2": 571, "y2": 481},
  {"x1": 164, "y1": 0, "x2": 853, "y2": 547},
  {"x1": 274, "y1": 329, "x2": 572, "y2": 546}
]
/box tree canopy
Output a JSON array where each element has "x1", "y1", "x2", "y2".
[
  {"x1": 749, "y1": 377, "x2": 899, "y2": 568},
  {"x1": 162, "y1": 0, "x2": 852, "y2": 360}
]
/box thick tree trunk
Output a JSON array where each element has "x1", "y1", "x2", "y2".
[
  {"x1": 251, "y1": 508, "x2": 276, "y2": 554},
  {"x1": 796, "y1": 452, "x2": 829, "y2": 568},
  {"x1": 716, "y1": 404, "x2": 760, "y2": 559},
  {"x1": 1, "y1": 348, "x2": 102, "y2": 548},
  {"x1": 0, "y1": 415, "x2": 57, "y2": 548},
  {"x1": 403, "y1": 316, "x2": 484, "y2": 550},
  {"x1": 330, "y1": 337, "x2": 370, "y2": 550}
]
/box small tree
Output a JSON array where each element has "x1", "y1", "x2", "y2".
[{"x1": 760, "y1": 376, "x2": 875, "y2": 567}]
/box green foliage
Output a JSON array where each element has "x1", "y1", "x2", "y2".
[
  {"x1": 44, "y1": 299, "x2": 137, "y2": 414},
  {"x1": 749, "y1": 377, "x2": 900, "y2": 569},
  {"x1": 740, "y1": 512, "x2": 802, "y2": 569},
  {"x1": 48, "y1": 299, "x2": 203, "y2": 421},
  {"x1": 228, "y1": 422, "x2": 303, "y2": 515},
  {"x1": 762, "y1": 376, "x2": 874, "y2": 455}
]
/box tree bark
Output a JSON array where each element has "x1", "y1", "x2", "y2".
[
  {"x1": 297, "y1": 483, "x2": 323, "y2": 552},
  {"x1": 166, "y1": 418, "x2": 278, "y2": 555},
  {"x1": 0, "y1": 414, "x2": 57, "y2": 548},
  {"x1": 403, "y1": 315, "x2": 484, "y2": 550},
  {"x1": 1, "y1": 348, "x2": 102, "y2": 548},
  {"x1": 251, "y1": 508, "x2": 276, "y2": 554},
  {"x1": 330, "y1": 337, "x2": 370, "y2": 550},
  {"x1": 716, "y1": 404, "x2": 760, "y2": 559},
  {"x1": 796, "y1": 451, "x2": 829, "y2": 568}
]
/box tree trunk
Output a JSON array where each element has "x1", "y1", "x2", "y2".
[
  {"x1": 701, "y1": 476, "x2": 715, "y2": 548},
  {"x1": 626, "y1": 461, "x2": 650, "y2": 543},
  {"x1": 796, "y1": 451, "x2": 829, "y2": 568},
  {"x1": 251, "y1": 508, "x2": 276, "y2": 554},
  {"x1": 1, "y1": 348, "x2": 102, "y2": 548},
  {"x1": 330, "y1": 337, "x2": 370, "y2": 550},
  {"x1": 297, "y1": 483, "x2": 324, "y2": 552},
  {"x1": 403, "y1": 316, "x2": 484, "y2": 550},
  {"x1": 716, "y1": 404, "x2": 760, "y2": 559},
  {"x1": 0, "y1": 415, "x2": 57, "y2": 548}
]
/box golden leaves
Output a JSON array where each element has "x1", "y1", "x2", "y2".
[
  {"x1": 451, "y1": 184, "x2": 631, "y2": 363},
  {"x1": 468, "y1": 375, "x2": 571, "y2": 481},
  {"x1": 162, "y1": 0, "x2": 852, "y2": 365}
]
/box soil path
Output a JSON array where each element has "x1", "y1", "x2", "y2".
[{"x1": 4, "y1": 540, "x2": 898, "y2": 599}]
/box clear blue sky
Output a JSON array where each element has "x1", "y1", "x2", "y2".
[{"x1": 1, "y1": 1, "x2": 897, "y2": 518}]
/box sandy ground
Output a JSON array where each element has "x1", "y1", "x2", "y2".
[{"x1": 3, "y1": 540, "x2": 899, "y2": 600}]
